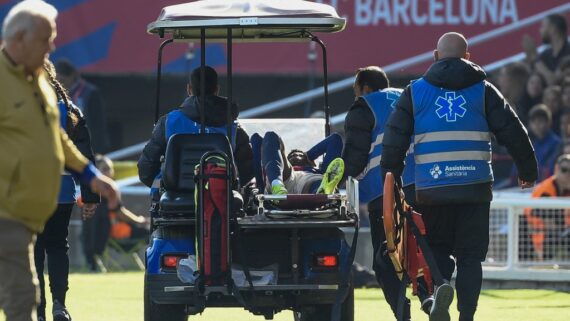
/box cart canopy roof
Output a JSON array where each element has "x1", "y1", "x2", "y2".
[{"x1": 147, "y1": 0, "x2": 346, "y2": 41}]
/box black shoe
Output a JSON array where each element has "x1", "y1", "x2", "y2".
[
  {"x1": 429, "y1": 283, "x2": 454, "y2": 321},
  {"x1": 53, "y1": 300, "x2": 72, "y2": 321}
]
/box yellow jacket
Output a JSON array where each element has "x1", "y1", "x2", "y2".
[{"x1": 0, "y1": 52, "x2": 90, "y2": 232}]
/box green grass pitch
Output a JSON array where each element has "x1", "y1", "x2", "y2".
[{"x1": 1, "y1": 272, "x2": 568, "y2": 321}]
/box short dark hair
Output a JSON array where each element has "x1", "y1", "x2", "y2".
[
  {"x1": 54, "y1": 59, "x2": 77, "y2": 77},
  {"x1": 546, "y1": 14, "x2": 567, "y2": 37},
  {"x1": 529, "y1": 103, "x2": 552, "y2": 124},
  {"x1": 191, "y1": 66, "x2": 218, "y2": 96},
  {"x1": 355, "y1": 66, "x2": 389, "y2": 91}
]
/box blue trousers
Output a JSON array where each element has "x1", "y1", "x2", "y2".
[
  {"x1": 251, "y1": 132, "x2": 290, "y2": 192},
  {"x1": 306, "y1": 133, "x2": 343, "y2": 173}
]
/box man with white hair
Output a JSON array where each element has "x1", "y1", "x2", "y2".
[{"x1": 0, "y1": 2, "x2": 120, "y2": 321}]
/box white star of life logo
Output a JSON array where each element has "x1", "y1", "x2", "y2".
[
  {"x1": 386, "y1": 92, "x2": 399, "y2": 109},
  {"x1": 435, "y1": 92, "x2": 467, "y2": 122}
]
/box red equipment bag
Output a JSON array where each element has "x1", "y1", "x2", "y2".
[
  {"x1": 199, "y1": 157, "x2": 230, "y2": 285},
  {"x1": 405, "y1": 211, "x2": 433, "y2": 295}
]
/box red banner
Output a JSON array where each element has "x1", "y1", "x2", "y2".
[
  {"x1": 1, "y1": 0, "x2": 565, "y2": 74},
  {"x1": 234, "y1": 0, "x2": 570, "y2": 74}
]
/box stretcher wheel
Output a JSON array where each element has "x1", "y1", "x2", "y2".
[{"x1": 382, "y1": 172, "x2": 406, "y2": 279}]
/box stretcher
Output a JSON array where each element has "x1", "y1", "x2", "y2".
[{"x1": 383, "y1": 173, "x2": 433, "y2": 295}]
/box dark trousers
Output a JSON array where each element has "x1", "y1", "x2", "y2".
[
  {"x1": 368, "y1": 185, "x2": 429, "y2": 321},
  {"x1": 417, "y1": 202, "x2": 490, "y2": 321},
  {"x1": 82, "y1": 202, "x2": 111, "y2": 270},
  {"x1": 34, "y1": 203, "x2": 74, "y2": 317},
  {"x1": 369, "y1": 209, "x2": 412, "y2": 320}
]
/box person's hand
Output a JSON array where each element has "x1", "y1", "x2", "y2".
[
  {"x1": 522, "y1": 34, "x2": 537, "y2": 59},
  {"x1": 139, "y1": 217, "x2": 152, "y2": 231},
  {"x1": 518, "y1": 178, "x2": 535, "y2": 189},
  {"x1": 90, "y1": 174, "x2": 121, "y2": 211},
  {"x1": 82, "y1": 203, "x2": 98, "y2": 220}
]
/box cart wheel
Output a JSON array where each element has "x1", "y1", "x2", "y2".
[
  {"x1": 297, "y1": 281, "x2": 354, "y2": 321},
  {"x1": 144, "y1": 273, "x2": 188, "y2": 321}
]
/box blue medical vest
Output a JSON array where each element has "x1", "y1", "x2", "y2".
[
  {"x1": 57, "y1": 101, "x2": 77, "y2": 204},
  {"x1": 151, "y1": 109, "x2": 238, "y2": 196},
  {"x1": 411, "y1": 79, "x2": 493, "y2": 190},
  {"x1": 358, "y1": 89, "x2": 415, "y2": 204}
]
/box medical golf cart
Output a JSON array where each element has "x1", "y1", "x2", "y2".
[{"x1": 143, "y1": 1, "x2": 359, "y2": 320}]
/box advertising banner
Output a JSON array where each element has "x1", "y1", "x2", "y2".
[{"x1": 0, "y1": 0, "x2": 567, "y2": 74}]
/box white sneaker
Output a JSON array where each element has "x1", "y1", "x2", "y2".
[{"x1": 429, "y1": 283, "x2": 454, "y2": 321}]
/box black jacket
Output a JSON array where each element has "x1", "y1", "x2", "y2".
[
  {"x1": 67, "y1": 104, "x2": 100, "y2": 204},
  {"x1": 342, "y1": 97, "x2": 375, "y2": 179},
  {"x1": 137, "y1": 95, "x2": 254, "y2": 188},
  {"x1": 381, "y1": 58, "x2": 538, "y2": 205},
  {"x1": 342, "y1": 98, "x2": 386, "y2": 210}
]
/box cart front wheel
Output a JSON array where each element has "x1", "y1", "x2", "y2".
[{"x1": 144, "y1": 274, "x2": 188, "y2": 321}]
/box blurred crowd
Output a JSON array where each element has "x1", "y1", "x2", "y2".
[{"x1": 493, "y1": 13, "x2": 570, "y2": 188}]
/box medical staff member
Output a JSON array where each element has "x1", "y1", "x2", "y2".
[
  {"x1": 342, "y1": 66, "x2": 430, "y2": 321},
  {"x1": 381, "y1": 32, "x2": 538, "y2": 321}
]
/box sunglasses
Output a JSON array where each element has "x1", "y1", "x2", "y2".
[{"x1": 560, "y1": 167, "x2": 570, "y2": 173}]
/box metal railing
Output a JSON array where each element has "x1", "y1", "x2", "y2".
[
  {"x1": 488, "y1": 198, "x2": 570, "y2": 266},
  {"x1": 106, "y1": 142, "x2": 147, "y2": 161},
  {"x1": 344, "y1": 196, "x2": 570, "y2": 282},
  {"x1": 482, "y1": 197, "x2": 570, "y2": 281}
]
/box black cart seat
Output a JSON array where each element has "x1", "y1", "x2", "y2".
[{"x1": 159, "y1": 133, "x2": 234, "y2": 217}]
